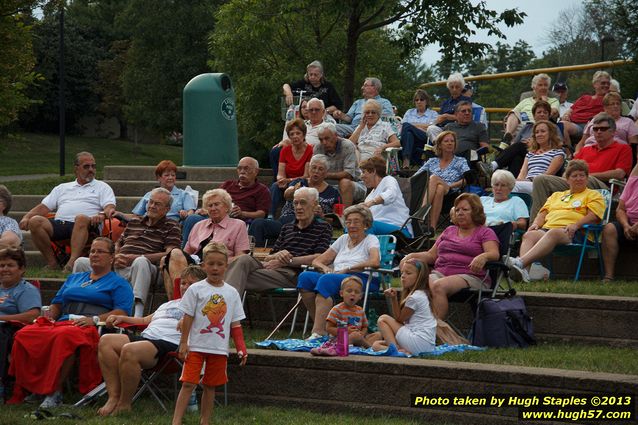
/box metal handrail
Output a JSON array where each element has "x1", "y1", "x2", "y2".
[{"x1": 420, "y1": 59, "x2": 635, "y2": 88}]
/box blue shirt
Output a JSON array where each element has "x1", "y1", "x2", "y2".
[
  {"x1": 132, "y1": 186, "x2": 196, "y2": 221},
  {"x1": 52, "y1": 271, "x2": 134, "y2": 319},
  {"x1": 438, "y1": 95, "x2": 472, "y2": 126},
  {"x1": 0, "y1": 279, "x2": 41, "y2": 316},
  {"x1": 402, "y1": 108, "x2": 438, "y2": 125},
  {"x1": 481, "y1": 196, "x2": 530, "y2": 226},
  {"x1": 416, "y1": 156, "x2": 470, "y2": 188},
  {"x1": 346, "y1": 95, "x2": 394, "y2": 127}
]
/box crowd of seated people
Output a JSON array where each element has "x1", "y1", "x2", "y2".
[{"x1": 4, "y1": 62, "x2": 638, "y2": 420}]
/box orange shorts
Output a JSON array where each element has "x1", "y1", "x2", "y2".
[{"x1": 180, "y1": 351, "x2": 228, "y2": 387}]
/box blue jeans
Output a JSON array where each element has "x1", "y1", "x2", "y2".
[
  {"x1": 248, "y1": 216, "x2": 295, "y2": 247},
  {"x1": 400, "y1": 122, "x2": 429, "y2": 165},
  {"x1": 269, "y1": 146, "x2": 281, "y2": 182},
  {"x1": 297, "y1": 271, "x2": 379, "y2": 300},
  {"x1": 269, "y1": 182, "x2": 286, "y2": 218}
]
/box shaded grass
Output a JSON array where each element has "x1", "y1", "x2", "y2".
[
  {"x1": 1, "y1": 400, "x2": 435, "y2": 425},
  {"x1": 243, "y1": 328, "x2": 638, "y2": 376},
  {"x1": 0, "y1": 132, "x2": 182, "y2": 176},
  {"x1": 3, "y1": 176, "x2": 74, "y2": 195}
]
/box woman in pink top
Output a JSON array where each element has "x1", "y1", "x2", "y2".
[
  {"x1": 270, "y1": 118, "x2": 313, "y2": 217},
  {"x1": 161, "y1": 189, "x2": 249, "y2": 294},
  {"x1": 601, "y1": 162, "x2": 638, "y2": 281},
  {"x1": 403, "y1": 193, "x2": 499, "y2": 318}
]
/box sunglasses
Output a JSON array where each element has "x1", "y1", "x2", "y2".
[{"x1": 592, "y1": 126, "x2": 610, "y2": 132}]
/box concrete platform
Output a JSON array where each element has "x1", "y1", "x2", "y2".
[{"x1": 227, "y1": 350, "x2": 638, "y2": 424}]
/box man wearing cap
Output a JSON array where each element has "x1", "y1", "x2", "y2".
[{"x1": 553, "y1": 82, "x2": 573, "y2": 117}]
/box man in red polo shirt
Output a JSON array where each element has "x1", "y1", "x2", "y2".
[{"x1": 530, "y1": 112, "x2": 632, "y2": 219}]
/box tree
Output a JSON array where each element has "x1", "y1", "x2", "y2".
[
  {"x1": 117, "y1": 0, "x2": 219, "y2": 136},
  {"x1": 0, "y1": 1, "x2": 41, "y2": 129}
]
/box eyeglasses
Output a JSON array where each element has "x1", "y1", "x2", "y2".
[
  {"x1": 307, "y1": 108, "x2": 322, "y2": 112},
  {"x1": 148, "y1": 199, "x2": 167, "y2": 207},
  {"x1": 363, "y1": 111, "x2": 378, "y2": 115},
  {"x1": 592, "y1": 126, "x2": 610, "y2": 132},
  {"x1": 80, "y1": 164, "x2": 97, "y2": 169},
  {"x1": 89, "y1": 249, "x2": 111, "y2": 255},
  {"x1": 236, "y1": 166, "x2": 253, "y2": 172},
  {"x1": 414, "y1": 98, "x2": 426, "y2": 102},
  {"x1": 458, "y1": 109, "x2": 472, "y2": 114},
  {"x1": 292, "y1": 199, "x2": 310, "y2": 206}
]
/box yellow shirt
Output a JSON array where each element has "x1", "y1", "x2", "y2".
[{"x1": 541, "y1": 188, "x2": 605, "y2": 229}]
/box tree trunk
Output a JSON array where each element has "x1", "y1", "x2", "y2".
[
  {"x1": 118, "y1": 118, "x2": 128, "y2": 140},
  {"x1": 343, "y1": 11, "x2": 361, "y2": 110}
]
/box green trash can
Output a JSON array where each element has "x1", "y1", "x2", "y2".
[{"x1": 183, "y1": 73, "x2": 238, "y2": 166}]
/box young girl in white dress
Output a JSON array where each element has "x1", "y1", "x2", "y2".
[{"x1": 372, "y1": 259, "x2": 437, "y2": 354}]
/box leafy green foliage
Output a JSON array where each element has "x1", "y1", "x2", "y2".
[
  {"x1": 0, "y1": 1, "x2": 41, "y2": 130},
  {"x1": 118, "y1": 0, "x2": 218, "y2": 134}
]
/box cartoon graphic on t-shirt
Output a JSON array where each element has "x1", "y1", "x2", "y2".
[{"x1": 200, "y1": 293, "x2": 227, "y2": 336}]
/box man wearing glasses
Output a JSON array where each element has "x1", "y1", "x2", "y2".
[
  {"x1": 224, "y1": 187, "x2": 332, "y2": 295},
  {"x1": 19, "y1": 151, "x2": 115, "y2": 272},
  {"x1": 73, "y1": 187, "x2": 181, "y2": 316},
  {"x1": 442, "y1": 101, "x2": 490, "y2": 159},
  {"x1": 333, "y1": 77, "x2": 393, "y2": 137},
  {"x1": 530, "y1": 112, "x2": 632, "y2": 218},
  {"x1": 181, "y1": 157, "x2": 270, "y2": 244}
]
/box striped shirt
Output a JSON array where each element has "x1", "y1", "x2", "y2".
[
  {"x1": 117, "y1": 215, "x2": 182, "y2": 258},
  {"x1": 271, "y1": 218, "x2": 332, "y2": 257},
  {"x1": 525, "y1": 149, "x2": 565, "y2": 180},
  {"x1": 326, "y1": 302, "x2": 368, "y2": 331}
]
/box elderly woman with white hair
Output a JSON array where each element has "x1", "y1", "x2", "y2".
[
  {"x1": 501, "y1": 73, "x2": 560, "y2": 147},
  {"x1": 249, "y1": 154, "x2": 340, "y2": 247},
  {"x1": 480, "y1": 170, "x2": 529, "y2": 230},
  {"x1": 162, "y1": 188, "x2": 250, "y2": 286},
  {"x1": 426, "y1": 72, "x2": 472, "y2": 142},
  {"x1": 349, "y1": 99, "x2": 400, "y2": 162},
  {"x1": 298, "y1": 204, "x2": 380, "y2": 339},
  {"x1": 282, "y1": 60, "x2": 343, "y2": 114}
]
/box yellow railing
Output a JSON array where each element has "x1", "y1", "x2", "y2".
[{"x1": 420, "y1": 59, "x2": 634, "y2": 88}]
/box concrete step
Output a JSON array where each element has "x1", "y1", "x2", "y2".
[
  {"x1": 103, "y1": 165, "x2": 273, "y2": 182},
  {"x1": 11, "y1": 195, "x2": 143, "y2": 214},
  {"x1": 103, "y1": 180, "x2": 223, "y2": 198},
  {"x1": 25, "y1": 250, "x2": 47, "y2": 267}
]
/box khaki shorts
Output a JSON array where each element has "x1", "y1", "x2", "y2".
[{"x1": 430, "y1": 270, "x2": 487, "y2": 289}]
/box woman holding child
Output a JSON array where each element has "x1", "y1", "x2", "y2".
[
  {"x1": 298, "y1": 205, "x2": 380, "y2": 340},
  {"x1": 403, "y1": 193, "x2": 500, "y2": 319}
]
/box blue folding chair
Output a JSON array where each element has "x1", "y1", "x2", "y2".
[{"x1": 551, "y1": 189, "x2": 611, "y2": 281}]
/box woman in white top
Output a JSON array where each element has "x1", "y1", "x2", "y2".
[
  {"x1": 360, "y1": 155, "x2": 412, "y2": 236},
  {"x1": 297, "y1": 205, "x2": 380, "y2": 339},
  {"x1": 349, "y1": 99, "x2": 400, "y2": 162}
]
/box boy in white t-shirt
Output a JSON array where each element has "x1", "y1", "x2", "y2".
[{"x1": 172, "y1": 242, "x2": 247, "y2": 425}]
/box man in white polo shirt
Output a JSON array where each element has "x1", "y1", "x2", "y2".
[{"x1": 19, "y1": 151, "x2": 116, "y2": 271}]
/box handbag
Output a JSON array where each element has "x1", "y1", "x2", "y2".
[{"x1": 471, "y1": 296, "x2": 536, "y2": 348}]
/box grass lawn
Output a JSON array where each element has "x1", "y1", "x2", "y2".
[
  {"x1": 1, "y1": 400, "x2": 436, "y2": 425},
  {"x1": 0, "y1": 132, "x2": 182, "y2": 176}
]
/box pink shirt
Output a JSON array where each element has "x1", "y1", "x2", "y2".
[
  {"x1": 582, "y1": 116, "x2": 638, "y2": 147},
  {"x1": 185, "y1": 215, "x2": 250, "y2": 258},
  {"x1": 620, "y1": 176, "x2": 638, "y2": 225},
  {"x1": 434, "y1": 225, "x2": 498, "y2": 281}
]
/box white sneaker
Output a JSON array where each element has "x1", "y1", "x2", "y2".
[
  {"x1": 187, "y1": 392, "x2": 198, "y2": 412},
  {"x1": 506, "y1": 257, "x2": 529, "y2": 283},
  {"x1": 305, "y1": 332, "x2": 324, "y2": 341},
  {"x1": 39, "y1": 391, "x2": 63, "y2": 409}
]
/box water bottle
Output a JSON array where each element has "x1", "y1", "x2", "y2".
[
  {"x1": 335, "y1": 320, "x2": 349, "y2": 357},
  {"x1": 285, "y1": 105, "x2": 295, "y2": 121}
]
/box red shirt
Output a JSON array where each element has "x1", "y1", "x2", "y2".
[
  {"x1": 220, "y1": 180, "x2": 271, "y2": 219},
  {"x1": 574, "y1": 141, "x2": 632, "y2": 177},
  {"x1": 570, "y1": 95, "x2": 603, "y2": 123},
  {"x1": 279, "y1": 144, "x2": 313, "y2": 178}
]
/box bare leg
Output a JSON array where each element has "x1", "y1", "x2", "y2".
[
  {"x1": 300, "y1": 290, "x2": 316, "y2": 323},
  {"x1": 601, "y1": 223, "x2": 619, "y2": 280},
  {"x1": 504, "y1": 113, "x2": 520, "y2": 137},
  {"x1": 430, "y1": 275, "x2": 469, "y2": 319},
  {"x1": 199, "y1": 384, "x2": 215, "y2": 425},
  {"x1": 97, "y1": 334, "x2": 128, "y2": 416},
  {"x1": 376, "y1": 314, "x2": 403, "y2": 347},
  {"x1": 167, "y1": 248, "x2": 188, "y2": 284},
  {"x1": 160, "y1": 255, "x2": 173, "y2": 299},
  {"x1": 28, "y1": 216, "x2": 58, "y2": 268},
  {"x1": 311, "y1": 295, "x2": 333, "y2": 335},
  {"x1": 67, "y1": 214, "x2": 91, "y2": 269},
  {"x1": 372, "y1": 340, "x2": 389, "y2": 351},
  {"x1": 339, "y1": 179, "x2": 354, "y2": 207},
  {"x1": 172, "y1": 383, "x2": 195, "y2": 425},
  {"x1": 112, "y1": 341, "x2": 159, "y2": 414},
  {"x1": 519, "y1": 228, "x2": 571, "y2": 268}
]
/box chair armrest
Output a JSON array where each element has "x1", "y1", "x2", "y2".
[{"x1": 484, "y1": 261, "x2": 510, "y2": 272}]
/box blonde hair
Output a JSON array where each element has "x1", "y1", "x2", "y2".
[
  {"x1": 180, "y1": 265, "x2": 206, "y2": 281},
  {"x1": 340, "y1": 276, "x2": 363, "y2": 291},
  {"x1": 202, "y1": 241, "x2": 228, "y2": 261}
]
